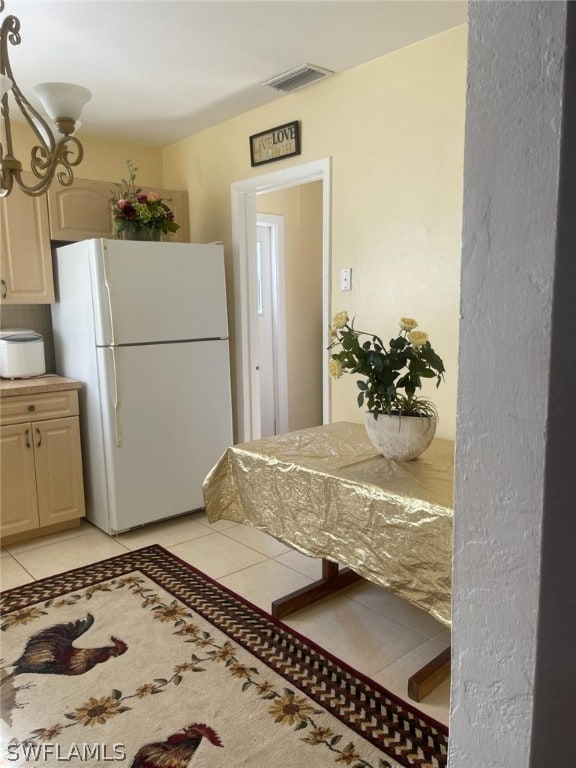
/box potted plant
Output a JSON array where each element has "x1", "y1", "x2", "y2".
[
  {"x1": 328, "y1": 312, "x2": 445, "y2": 460},
  {"x1": 110, "y1": 160, "x2": 180, "y2": 241}
]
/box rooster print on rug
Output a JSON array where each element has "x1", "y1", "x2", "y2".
[
  {"x1": 131, "y1": 723, "x2": 223, "y2": 767},
  {"x1": 1, "y1": 613, "x2": 127, "y2": 725}
]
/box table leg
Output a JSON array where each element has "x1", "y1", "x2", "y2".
[
  {"x1": 271, "y1": 558, "x2": 362, "y2": 619},
  {"x1": 407, "y1": 646, "x2": 451, "y2": 702}
]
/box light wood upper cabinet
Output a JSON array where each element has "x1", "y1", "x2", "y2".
[
  {"x1": 0, "y1": 176, "x2": 190, "y2": 305},
  {"x1": 153, "y1": 187, "x2": 190, "y2": 243},
  {"x1": 0, "y1": 174, "x2": 55, "y2": 304},
  {"x1": 48, "y1": 177, "x2": 115, "y2": 241},
  {"x1": 47, "y1": 177, "x2": 190, "y2": 243}
]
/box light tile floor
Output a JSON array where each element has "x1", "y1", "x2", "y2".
[{"x1": 0, "y1": 513, "x2": 450, "y2": 725}]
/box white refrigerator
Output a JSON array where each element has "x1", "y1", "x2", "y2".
[{"x1": 51, "y1": 239, "x2": 233, "y2": 534}]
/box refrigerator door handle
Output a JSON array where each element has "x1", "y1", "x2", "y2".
[
  {"x1": 102, "y1": 247, "x2": 117, "y2": 346},
  {"x1": 112, "y1": 347, "x2": 123, "y2": 447}
]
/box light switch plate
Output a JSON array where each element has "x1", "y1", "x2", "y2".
[{"x1": 340, "y1": 267, "x2": 352, "y2": 291}]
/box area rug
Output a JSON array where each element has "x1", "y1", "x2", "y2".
[{"x1": 0, "y1": 545, "x2": 448, "y2": 767}]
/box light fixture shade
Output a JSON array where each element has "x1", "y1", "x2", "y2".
[
  {"x1": 32, "y1": 82, "x2": 91, "y2": 121},
  {"x1": 0, "y1": 74, "x2": 13, "y2": 99}
]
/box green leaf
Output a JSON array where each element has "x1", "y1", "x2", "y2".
[
  {"x1": 294, "y1": 720, "x2": 308, "y2": 731},
  {"x1": 408, "y1": 358, "x2": 426, "y2": 373},
  {"x1": 342, "y1": 336, "x2": 355, "y2": 351}
]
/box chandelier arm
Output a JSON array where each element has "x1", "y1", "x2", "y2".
[
  {"x1": 1, "y1": 9, "x2": 56, "y2": 158},
  {"x1": 0, "y1": 166, "x2": 13, "y2": 197},
  {"x1": 0, "y1": 89, "x2": 13, "y2": 157},
  {"x1": 0, "y1": 1, "x2": 89, "y2": 197},
  {"x1": 3, "y1": 136, "x2": 84, "y2": 197}
]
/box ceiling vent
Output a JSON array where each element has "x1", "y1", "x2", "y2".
[{"x1": 262, "y1": 64, "x2": 334, "y2": 93}]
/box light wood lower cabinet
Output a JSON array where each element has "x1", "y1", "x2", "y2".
[
  {"x1": 0, "y1": 423, "x2": 39, "y2": 534},
  {"x1": 0, "y1": 388, "x2": 85, "y2": 542}
]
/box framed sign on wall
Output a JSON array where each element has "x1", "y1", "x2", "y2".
[{"x1": 249, "y1": 121, "x2": 301, "y2": 167}]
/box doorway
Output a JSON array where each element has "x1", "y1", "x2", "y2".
[
  {"x1": 231, "y1": 158, "x2": 331, "y2": 443},
  {"x1": 255, "y1": 215, "x2": 287, "y2": 437}
]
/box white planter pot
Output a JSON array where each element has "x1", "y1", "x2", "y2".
[{"x1": 364, "y1": 411, "x2": 437, "y2": 461}]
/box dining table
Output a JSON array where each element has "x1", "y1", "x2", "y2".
[{"x1": 203, "y1": 421, "x2": 454, "y2": 700}]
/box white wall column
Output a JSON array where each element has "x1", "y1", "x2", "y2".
[{"x1": 450, "y1": 2, "x2": 576, "y2": 766}]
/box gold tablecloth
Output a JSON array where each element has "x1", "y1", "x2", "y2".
[{"x1": 203, "y1": 421, "x2": 454, "y2": 627}]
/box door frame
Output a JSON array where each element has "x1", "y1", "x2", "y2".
[
  {"x1": 231, "y1": 157, "x2": 331, "y2": 443},
  {"x1": 256, "y1": 214, "x2": 289, "y2": 435}
]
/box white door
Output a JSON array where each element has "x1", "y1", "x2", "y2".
[
  {"x1": 231, "y1": 158, "x2": 331, "y2": 443},
  {"x1": 256, "y1": 216, "x2": 288, "y2": 438},
  {"x1": 97, "y1": 340, "x2": 233, "y2": 532},
  {"x1": 256, "y1": 224, "x2": 276, "y2": 437}
]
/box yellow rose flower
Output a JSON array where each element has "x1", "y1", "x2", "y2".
[
  {"x1": 328, "y1": 359, "x2": 344, "y2": 379},
  {"x1": 399, "y1": 317, "x2": 418, "y2": 331},
  {"x1": 325, "y1": 313, "x2": 444, "y2": 419},
  {"x1": 331, "y1": 311, "x2": 348, "y2": 329},
  {"x1": 408, "y1": 330, "x2": 429, "y2": 347}
]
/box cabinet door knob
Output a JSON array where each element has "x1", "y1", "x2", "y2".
[
  {"x1": 25, "y1": 428, "x2": 31, "y2": 449},
  {"x1": 28, "y1": 404, "x2": 36, "y2": 412},
  {"x1": 0, "y1": 279, "x2": 6, "y2": 300},
  {"x1": 35, "y1": 427, "x2": 43, "y2": 448}
]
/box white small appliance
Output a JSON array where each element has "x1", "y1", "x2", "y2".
[{"x1": 0, "y1": 330, "x2": 46, "y2": 379}]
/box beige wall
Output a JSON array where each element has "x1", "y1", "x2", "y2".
[
  {"x1": 11, "y1": 24, "x2": 466, "y2": 440},
  {"x1": 163, "y1": 25, "x2": 466, "y2": 439},
  {"x1": 257, "y1": 181, "x2": 323, "y2": 431},
  {"x1": 11, "y1": 123, "x2": 164, "y2": 187}
]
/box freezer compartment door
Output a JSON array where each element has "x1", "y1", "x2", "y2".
[
  {"x1": 91, "y1": 240, "x2": 229, "y2": 345},
  {"x1": 96, "y1": 340, "x2": 233, "y2": 532}
]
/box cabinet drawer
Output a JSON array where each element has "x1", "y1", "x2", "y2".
[{"x1": 0, "y1": 389, "x2": 79, "y2": 425}]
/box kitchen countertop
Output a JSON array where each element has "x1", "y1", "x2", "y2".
[{"x1": 0, "y1": 375, "x2": 81, "y2": 397}]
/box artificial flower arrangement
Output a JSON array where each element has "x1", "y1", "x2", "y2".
[
  {"x1": 328, "y1": 312, "x2": 445, "y2": 419},
  {"x1": 110, "y1": 160, "x2": 180, "y2": 240}
]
